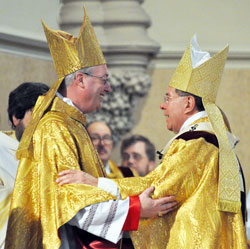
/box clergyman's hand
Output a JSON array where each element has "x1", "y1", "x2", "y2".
[
  {"x1": 139, "y1": 186, "x2": 177, "y2": 218},
  {"x1": 56, "y1": 170, "x2": 98, "y2": 187}
]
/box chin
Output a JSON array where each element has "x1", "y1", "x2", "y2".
[{"x1": 95, "y1": 103, "x2": 101, "y2": 111}]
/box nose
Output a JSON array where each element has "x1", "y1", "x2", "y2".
[
  {"x1": 160, "y1": 102, "x2": 166, "y2": 110},
  {"x1": 127, "y1": 156, "x2": 135, "y2": 166},
  {"x1": 97, "y1": 138, "x2": 105, "y2": 146},
  {"x1": 105, "y1": 83, "x2": 112, "y2": 93}
]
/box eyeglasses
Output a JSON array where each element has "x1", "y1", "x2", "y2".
[
  {"x1": 84, "y1": 73, "x2": 109, "y2": 85},
  {"x1": 90, "y1": 135, "x2": 113, "y2": 145},
  {"x1": 163, "y1": 95, "x2": 186, "y2": 104}
]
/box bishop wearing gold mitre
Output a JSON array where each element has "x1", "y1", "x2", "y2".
[
  {"x1": 59, "y1": 35, "x2": 248, "y2": 249},
  {"x1": 111, "y1": 36, "x2": 248, "y2": 248},
  {"x1": 4, "y1": 7, "x2": 180, "y2": 249}
]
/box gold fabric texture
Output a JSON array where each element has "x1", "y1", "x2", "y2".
[
  {"x1": 204, "y1": 101, "x2": 241, "y2": 212},
  {"x1": 168, "y1": 38, "x2": 240, "y2": 213},
  {"x1": 17, "y1": 81, "x2": 62, "y2": 160},
  {"x1": 17, "y1": 7, "x2": 106, "y2": 162},
  {"x1": 5, "y1": 98, "x2": 116, "y2": 249},
  {"x1": 42, "y1": 7, "x2": 106, "y2": 79},
  {"x1": 169, "y1": 43, "x2": 229, "y2": 102},
  {"x1": 113, "y1": 126, "x2": 247, "y2": 248}
]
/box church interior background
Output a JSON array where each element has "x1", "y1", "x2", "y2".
[{"x1": 0, "y1": 0, "x2": 249, "y2": 191}]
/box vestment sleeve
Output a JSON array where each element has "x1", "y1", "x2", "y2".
[
  {"x1": 34, "y1": 118, "x2": 139, "y2": 244},
  {"x1": 5, "y1": 116, "x2": 117, "y2": 249},
  {"x1": 68, "y1": 198, "x2": 130, "y2": 243},
  {"x1": 113, "y1": 138, "x2": 218, "y2": 203}
]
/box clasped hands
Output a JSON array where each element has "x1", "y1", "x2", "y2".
[{"x1": 56, "y1": 169, "x2": 178, "y2": 218}]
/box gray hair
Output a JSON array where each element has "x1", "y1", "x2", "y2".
[
  {"x1": 64, "y1": 67, "x2": 95, "y2": 87},
  {"x1": 175, "y1": 89, "x2": 204, "y2": 111}
]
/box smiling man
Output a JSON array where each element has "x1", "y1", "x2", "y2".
[
  {"x1": 5, "y1": 8, "x2": 177, "y2": 249},
  {"x1": 58, "y1": 36, "x2": 248, "y2": 248}
]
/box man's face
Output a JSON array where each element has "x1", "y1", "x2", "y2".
[
  {"x1": 14, "y1": 109, "x2": 32, "y2": 141},
  {"x1": 121, "y1": 141, "x2": 154, "y2": 176},
  {"x1": 74, "y1": 64, "x2": 111, "y2": 113},
  {"x1": 87, "y1": 122, "x2": 113, "y2": 166},
  {"x1": 160, "y1": 87, "x2": 187, "y2": 134}
]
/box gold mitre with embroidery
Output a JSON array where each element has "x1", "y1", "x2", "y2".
[
  {"x1": 169, "y1": 36, "x2": 228, "y2": 102},
  {"x1": 42, "y1": 7, "x2": 106, "y2": 79},
  {"x1": 16, "y1": 7, "x2": 105, "y2": 160},
  {"x1": 169, "y1": 36, "x2": 241, "y2": 214}
]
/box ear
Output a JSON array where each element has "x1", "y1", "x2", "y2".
[
  {"x1": 75, "y1": 72, "x2": 86, "y2": 88},
  {"x1": 12, "y1": 115, "x2": 20, "y2": 127},
  {"x1": 148, "y1": 161, "x2": 155, "y2": 172},
  {"x1": 184, "y1": 96, "x2": 196, "y2": 114}
]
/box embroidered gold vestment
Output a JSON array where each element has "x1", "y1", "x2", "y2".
[
  {"x1": 113, "y1": 120, "x2": 247, "y2": 249},
  {"x1": 5, "y1": 97, "x2": 116, "y2": 249}
]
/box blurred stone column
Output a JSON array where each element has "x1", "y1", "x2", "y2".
[
  {"x1": 59, "y1": 0, "x2": 105, "y2": 43},
  {"x1": 59, "y1": 0, "x2": 160, "y2": 142},
  {"x1": 102, "y1": 0, "x2": 159, "y2": 72}
]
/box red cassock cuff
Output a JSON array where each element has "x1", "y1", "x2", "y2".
[{"x1": 122, "y1": 196, "x2": 140, "y2": 231}]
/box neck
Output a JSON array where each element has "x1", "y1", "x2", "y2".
[
  {"x1": 179, "y1": 111, "x2": 207, "y2": 133},
  {"x1": 56, "y1": 92, "x2": 83, "y2": 114}
]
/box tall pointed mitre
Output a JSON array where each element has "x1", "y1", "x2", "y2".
[
  {"x1": 169, "y1": 36, "x2": 241, "y2": 213},
  {"x1": 16, "y1": 7, "x2": 106, "y2": 159}
]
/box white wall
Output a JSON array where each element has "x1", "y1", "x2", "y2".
[
  {"x1": 1, "y1": 0, "x2": 249, "y2": 50},
  {"x1": 0, "y1": 0, "x2": 60, "y2": 40},
  {"x1": 142, "y1": 0, "x2": 250, "y2": 53}
]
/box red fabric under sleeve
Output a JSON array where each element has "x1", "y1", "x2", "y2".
[{"x1": 122, "y1": 196, "x2": 140, "y2": 231}]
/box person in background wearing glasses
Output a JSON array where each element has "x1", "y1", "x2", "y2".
[
  {"x1": 5, "y1": 9, "x2": 177, "y2": 249},
  {"x1": 87, "y1": 121, "x2": 138, "y2": 179},
  {"x1": 120, "y1": 135, "x2": 155, "y2": 176}
]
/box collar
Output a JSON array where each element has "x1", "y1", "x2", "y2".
[
  {"x1": 179, "y1": 111, "x2": 207, "y2": 133},
  {"x1": 104, "y1": 161, "x2": 111, "y2": 174},
  {"x1": 51, "y1": 96, "x2": 86, "y2": 125},
  {"x1": 56, "y1": 92, "x2": 83, "y2": 114}
]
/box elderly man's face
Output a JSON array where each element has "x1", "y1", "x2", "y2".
[
  {"x1": 87, "y1": 122, "x2": 113, "y2": 166},
  {"x1": 74, "y1": 64, "x2": 111, "y2": 113},
  {"x1": 160, "y1": 87, "x2": 188, "y2": 134}
]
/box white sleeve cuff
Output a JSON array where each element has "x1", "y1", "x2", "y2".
[
  {"x1": 98, "y1": 177, "x2": 120, "y2": 198},
  {"x1": 68, "y1": 198, "x2": 130, "y2": 243}
]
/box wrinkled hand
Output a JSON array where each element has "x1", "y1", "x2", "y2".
[
  {"x1": 139, "y1": 186, "x2": 177, "y2": 218},
  {"x1": 56, "y1": 169, "x2": 98, "y2": 187}
]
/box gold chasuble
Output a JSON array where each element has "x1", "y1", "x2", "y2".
[
  {"x1": 112, "y1": 118, "x2": 247, "y2": 249},
  {"x1": 5, "y1": 97, "x2": 116, "y2": 249},
  {"x1": 5, "y1": 8, "x2": 114, "y2": 248}
]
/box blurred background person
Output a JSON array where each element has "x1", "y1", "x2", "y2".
[
  {"x1": 8, "y1": 82, "x2": 50, "y2": 141},
  {"x1": 0, "y1": 82, "x2": 49, "y2": 249},
  {"x1": 120, "y1": 135, "x2": 155, "y2": 176},
  {"x1": 87, "y1": 121, "x2": 137, "y2": 178}
]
